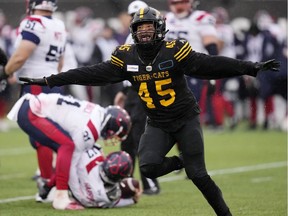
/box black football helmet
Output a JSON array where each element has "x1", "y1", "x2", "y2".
[
  {"x1": 100, "y1": 151, "x2": 133, "y2": 184},
  {"x1": 101, "y1": 105, "x2": 131, "y2": 142},
  {"x1": 130, "y1": 7, "x2": 167, "y2": 45},
  {"x1": 26, "y1": 0, "x2": 57, "y2": 15}
]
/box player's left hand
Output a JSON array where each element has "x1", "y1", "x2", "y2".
[
  {"x1": 0, "y1": 47, "x2": 8, "y2": 82},
  {"x1": 0, "y1": 48, "x2": 8, "y2": 92},
  {"x1": 133, "y1": 187, "x2": 143, "y2": 203},
  {"x1": 255, "y1": 59, "x2": 280, "y2": 72}
]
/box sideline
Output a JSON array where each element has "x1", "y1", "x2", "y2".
[{"x1": 0, "y1": 161, "x2": 286, "y2": 204}]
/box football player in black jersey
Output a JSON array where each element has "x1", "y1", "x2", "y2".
[{"x1": 18, "y1": 7, "x2": 280, "y2": 216}]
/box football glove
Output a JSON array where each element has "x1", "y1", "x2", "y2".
[
  {"x1": 254, "y1": 59, "x2": 280, "y2": 72},
  {"x1": 0, "y1": 48, "x2": 8, "y2": 92},
  {"x1": 19, "y1": 77, "x2": 48, "y2": 86},
  {"x1": 0, "y1": 66, "x2": 8, "y2": 81}
]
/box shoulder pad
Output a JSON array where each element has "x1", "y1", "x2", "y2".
[
  {"x1": 110, "y1": 44, "x2": 132, "y2": 68},
  {"x1": 113, "y1": 44, "x2": 133, "y2": 54},
  {"x1": 173, "y1": 39, "x2": 193, "y2": 62},
  {"x1": 193, "y1": 10, "x2": 216, "y2": 25},
  {"x1": 20, "y1": 16, "x2": 46, "y2": 34}
]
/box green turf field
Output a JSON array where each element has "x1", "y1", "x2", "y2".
[{"x1": 0, "y1": 125, "x2": 287, "y2": 216}]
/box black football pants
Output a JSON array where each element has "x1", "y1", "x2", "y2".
[{"x1": 138, "y1": 115, "x2": 231, "y2": 216}]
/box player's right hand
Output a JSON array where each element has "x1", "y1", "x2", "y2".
[
  {"x1": 19, "y1": 77, "x2": 48, "y2": 86},
  {"x1": 0, "y1": 66, "x2": 8, "y2": 92},
  {"x1": 255, "y1": 59, "x2": 280, "y2": 72}
]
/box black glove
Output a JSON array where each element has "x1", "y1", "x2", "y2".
[
  {"x1": 255, "y1": 59, "x2": 280, "y2": 72},
  {"x1": 0, "y1": 48, "x2": 8, "y2": 92},
  {"x1": 0, "y1": 47, "x2": 8, "y2": 81},
  {"x1": 0, "y1": 66, "x2": 9, "y2": 81},
  {"x1": 0, "y1": 47, "x2": 8, "y2": 66},
  {"x1": 19, "y1": 77, "x2": 48, "y2": 86}
]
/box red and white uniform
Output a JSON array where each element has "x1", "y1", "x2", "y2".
[
  {"x1": 165, "y1": 10, "x2": 217, "y2": 53},
  {"x1": 69, "y1": 145, "x2": 136, "y2": 208},
  {"x1": 7, "y1": 93, "x2": 105, "y2": 192},
  {"x1": 14, "y1": 15, "x2": 67, "y2": 81},
  {"x1": 8, "y1": 93, "x2": 104, "y2": 151}
]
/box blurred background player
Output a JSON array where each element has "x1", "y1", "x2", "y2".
[
  {"x1": 0, "y1": 0, "x2": 67, "y2": 199},
  {"x1": 7, "y1": 93, "x2": 132, "y2": 210},
  {"x1": 0, "y1": 10, "x2": 14, "y2": 132},
  {"x1": 208, "y1": 6, "x2": 239, "y2": 129},
  {"x1": 68, "y1": 6, "x2": 101, "y2": 102},
  {"x1": 241, "y1": 13, "x2": 280, "y2": 129},
  {"x1": 114, "y1": 0, "x2": 160, "y2": 195}
]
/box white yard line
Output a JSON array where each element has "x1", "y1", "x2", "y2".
[
  {"x1": 0, "y1": 147, "x2": 34, "y2": 156},
  {"x1": 0, "y1": 161, "x2": 286, "y2": 204},
  {"x1": 159, "y1": 161, "x2": 287, "y2": 182},
  {"x1": 0, "y1": 196, "x2": 35, "y2": 203},
  {"x1": 0, "y1": 173, "x2": 27, "y2": 180}
]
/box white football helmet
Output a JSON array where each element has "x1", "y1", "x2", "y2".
[
  {"x1": 127, "y1": 0, "x2": 148, "y2": 16},
  {"x1": 26, "y1": 0, "x2": 57, "y2": 15}
]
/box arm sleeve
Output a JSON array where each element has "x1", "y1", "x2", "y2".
[
  {"x1": 46, "y1": 61, "x2": 126, "y2": 88},
  {"x1": 183, "y1": 51, "x2": 258, "y2": 79}
]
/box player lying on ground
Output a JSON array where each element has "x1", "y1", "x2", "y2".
[{"x1": 39, "y1": 146, "x2": 142, "y2": 209}]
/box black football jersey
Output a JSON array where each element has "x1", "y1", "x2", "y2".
[
  {"x1": 47, "y1": 39, "x2": 256, "y2": 130},
  {"x1": 110, "y1": 40, "x2": 200, "y2": 128}
]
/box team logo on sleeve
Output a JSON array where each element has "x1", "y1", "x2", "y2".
[
  {"x1": 111, "y1": 55, "x2": 124, "y2": 68},
  {"x1": 174, "y1": 42, "x2": 192, "y2": 62}
]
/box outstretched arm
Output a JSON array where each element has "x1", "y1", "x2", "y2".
[
  {"x1": 20, "y1": 61, "x2": 127, "y2": 87},
  {"x1": 184, "y1": 51, "x2": 280, "y2": 79}
]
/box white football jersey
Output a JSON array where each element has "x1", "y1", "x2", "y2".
[
  {"x1": 165, "y1": 10, "x2": 217, "y2": 54},
  {"x1": 69, "y1": 145, "x2": 122, "y2": 208},
  {"x1": 69, "y1": 145, "x2": 136, "y2": 208},
  {"x1": 14, "y1": 15, "x2": 67, "y2": 80},
  {"x1": 8, "y1": 93, "x2": 105, "y2": 151},
  {"x1": 31, "y1": 93, "x2": 105, "y2": 150},
  {"x1": 216, "y1": 24, "x2": 236, "y2": 58}
]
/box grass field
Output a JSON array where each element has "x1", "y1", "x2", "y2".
[{"x1": 0, "y1": 124, "x2": 287, "y2": 216}]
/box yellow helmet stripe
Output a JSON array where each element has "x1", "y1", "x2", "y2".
[{"x1": 139, "y1": 8, "x2": 145, "y2": 19}]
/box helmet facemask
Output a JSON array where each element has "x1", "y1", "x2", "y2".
[
  {"x1": 135, "y1": 22, "x2": 156, "y2": 44},
  {"x1": 130, "y1": 7, "x2": 167, "y2": 47}
]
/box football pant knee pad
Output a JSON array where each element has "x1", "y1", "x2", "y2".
[{"x1": 140, "y1": 164, "x2": 161, "y2": 179}]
